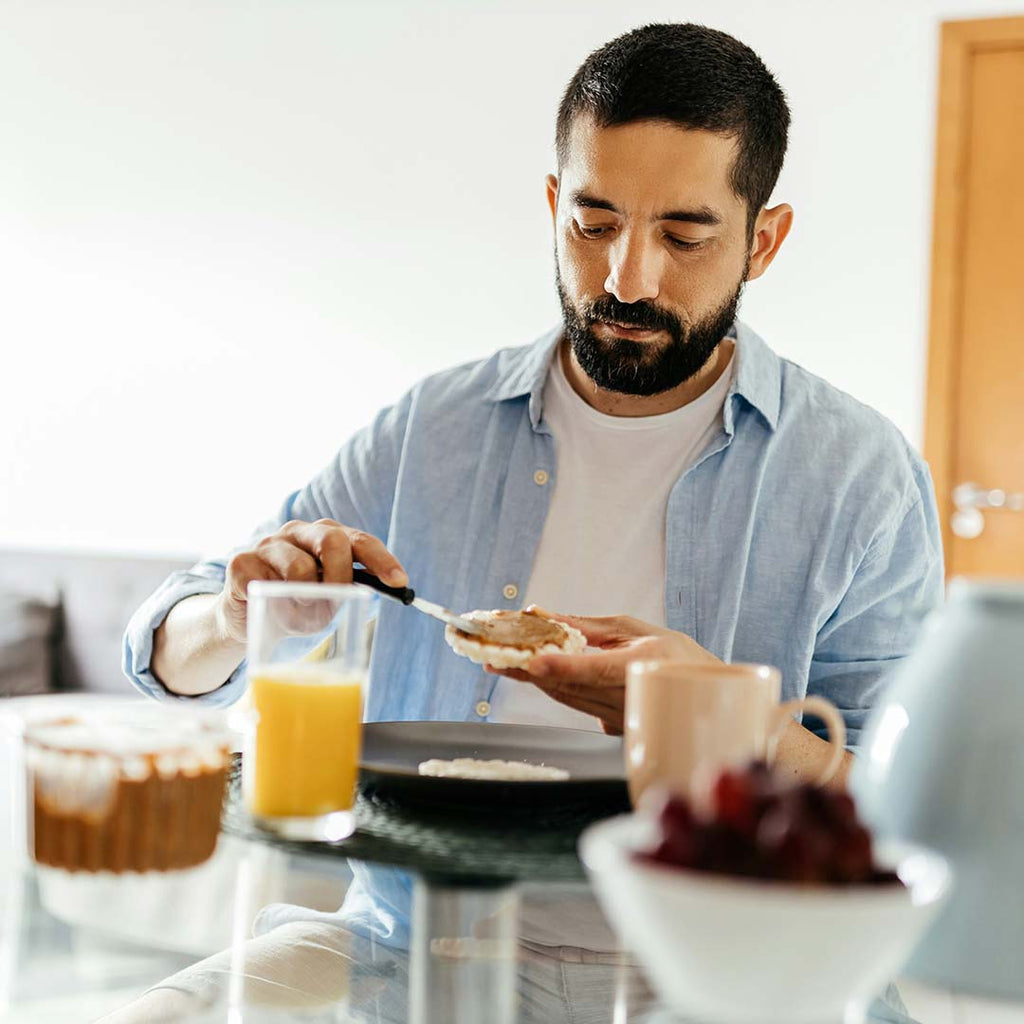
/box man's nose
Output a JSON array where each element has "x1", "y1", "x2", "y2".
[{"x1": 604, "y1": 231, "x2": 661, "y2": 304}]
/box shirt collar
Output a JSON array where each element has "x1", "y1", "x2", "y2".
[
  {"x1": 483, "y1": 319, "x2": 781, "y2": 433},
  {"x1": 728, "y1": 320, "x2": 781, "y2": 432},
  {"x1": 483, "y1": 325, "x2": 562, "y2": 429}
]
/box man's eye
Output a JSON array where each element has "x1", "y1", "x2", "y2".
[
  {"x1": 666, "y1": 236, "x2": 704, "y2": 251},
  {"x1": 574, "y1": 221, "x2": 611, "y2": 239}
]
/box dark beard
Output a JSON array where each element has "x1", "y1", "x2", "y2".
[{"x1": 556, "y1": 269, "x2": 745, "y2": 397}]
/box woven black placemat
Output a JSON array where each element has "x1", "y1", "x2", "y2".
[{"x1": 220, "y1": 756, "x2": 627, "y2": 884}]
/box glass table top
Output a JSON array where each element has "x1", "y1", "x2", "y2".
[
  {"x1": 1, "y1": 825, "x2": 948, "y2": 1024},
  {"x1": 0, "y1": 717, "x2": 971, "y2": 1024}
]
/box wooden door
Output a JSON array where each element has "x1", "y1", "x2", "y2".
[{"x1": 924, "y1": 16, "x2": 1024, "y2": 578}]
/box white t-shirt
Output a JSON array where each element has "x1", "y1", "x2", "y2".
[
  {"x1": 489, "y1": 342, "x2": 735, "y2": 729},
  {"x1": 490, "y1": 341, "x2": 735, "y2": 953}
]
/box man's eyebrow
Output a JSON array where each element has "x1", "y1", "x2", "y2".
[
  {"x1": 658, "y1": 205, "x2": 722, "y2": 226},
  {"x1": 569, "y1": 190, "x2": 618, "y2": 213},
  {"x1": 568, "y1": 190, "x2": 722, "y2": 226}
]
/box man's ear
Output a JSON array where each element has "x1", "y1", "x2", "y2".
[
  {"x1": 546, "y1": 174, "x2": 559, "y2": 223},
  {"x1": 746, "y1": 203, "x2": 793, "y2": 282}
]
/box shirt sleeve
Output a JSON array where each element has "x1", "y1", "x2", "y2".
[
  {"x1": 122, "y1": 395, "x2": 412, "y2": 705},
  {"x1": 806, "y1": 461, "x2": 945, "y2": 749}
]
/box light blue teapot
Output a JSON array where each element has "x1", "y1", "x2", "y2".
[{"x1": 851, "y1": 578, "x2": 1024, "y2": 1001}]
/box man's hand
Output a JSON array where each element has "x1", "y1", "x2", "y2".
[
  {"x1": 153, "y1": 518, "x2": 405, "y2": 697},
  {"x1": 215, "y1": 519, "x2": 407, "y2": 644},
  {"x1": 487, "y1": 609, "x2": 721, "y2": 734}
]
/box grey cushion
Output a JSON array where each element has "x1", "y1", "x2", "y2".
[
  {"x1": 0, "y1": 549, "x2": 195, "y2": 695},
  {"x1": 0, "y1": 589, "x2": 60, "y2": 697}
]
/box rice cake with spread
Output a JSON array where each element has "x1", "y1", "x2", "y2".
[{"x1": 444, "y1": 608, "x2": 586, "y2": 669}]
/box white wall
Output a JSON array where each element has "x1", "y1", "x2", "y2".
[{"x1": 0, "y1": 0, "x2": 1016, "y2": 556}]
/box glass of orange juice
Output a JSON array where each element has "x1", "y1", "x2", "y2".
[{"x1": 242, "y1": 581, "x2": 371, "y2": 841}]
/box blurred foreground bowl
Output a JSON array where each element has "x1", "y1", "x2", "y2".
[{"x1": 580, "y1": 814, "x2": 951, "y2": 1024}]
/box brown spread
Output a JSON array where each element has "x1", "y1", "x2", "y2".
[{"x1": 455, "y1": 609, "x2": 567, "y2": 650}]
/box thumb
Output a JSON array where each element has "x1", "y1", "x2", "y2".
[{"x1": 525, "y1": 607, "x2": 629, "y2": 646}]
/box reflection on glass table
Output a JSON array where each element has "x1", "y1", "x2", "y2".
[
  {"x1": 2, "y1": 827, "x2": 996, "y2": 1024},
  {"x1": 1, "y1": 837, "x2": 655, "y2": 1024},
  {"x1": 0, "y1": 721, "x2": 1006, "y2": 1024}
]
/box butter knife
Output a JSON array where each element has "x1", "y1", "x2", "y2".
[{"x1": 351, "y1": 568, "x2": 489, "y2": 638}]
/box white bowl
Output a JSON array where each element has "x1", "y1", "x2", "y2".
[{"x1": 580, "y1": 814, "x2": 952, "y2": 1024}]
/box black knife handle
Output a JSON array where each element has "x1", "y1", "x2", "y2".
[{"x1": 351, "y1": 567, "x2": 415, "y2": 605}]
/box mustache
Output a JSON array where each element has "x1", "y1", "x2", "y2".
[{"x1": 584, "y1": 296, "x2": 683, "y2": 336}]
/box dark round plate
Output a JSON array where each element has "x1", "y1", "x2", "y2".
[{"x1": 358, "y1": 721, "x2": 629, "y2": 816}]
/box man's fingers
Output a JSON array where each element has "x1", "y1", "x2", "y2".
[
  {"x1": 526, "y1": 650, "x2": 630, "y2": 690},
  {"x1": 344, "y1": 528, "x2": 408, "y2": 587},
  {"x1": 524, "y1": 608, "x2": 638, "y2": 645},
  {"x1": 533, "y1": 679, "x2": 622, "y2": 711},
  {"x1": 256, "y1": 537, "x2": 320, "y2": 583},
  {"x1": 278, "y1": 521, "x2": 353, "y2": 582},
  {"x1": 523, "y1": 605, "x2": 566, "y2": 621},
  {"x1": 277, "y1": 520, "x2": 407, "y2": 587},
  {"x1": 487, "y1": 656, "x2": 622, "y2": 690},
  {"x1": 485, "y1": 662, "x2": 624, "y2": 733},
  {"x1": 315, "y1": 527, "x2": 354, "y2": 584},
  {"x1": 487, "y1": 658, "x2": 624, "y2": 698},
  {"x1": 530, "y1": 686, "x2": 623, "y2": 726},
  {"x1": 485, "y1": 665, "x2": 533, "y2": 682},
  {"x1": 225, "y1": 551, "x2": 278, "y2": 602}
]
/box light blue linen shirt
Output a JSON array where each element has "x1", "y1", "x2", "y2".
[
  {"x1": 125, "y1": 319, "x2": 943, "y2": 747},
  {"x1": 123, "y1": 319, "x2": 943, "y2": 967},
  {"x1": 123, "y1": 320, "x2": 941, "y2": 1007}
]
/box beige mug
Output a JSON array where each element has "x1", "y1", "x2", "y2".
[{"x1": 623, "y1": 661, "x2": 847, "y2": 806}]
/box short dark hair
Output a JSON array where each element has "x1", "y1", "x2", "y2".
[{"x1": 556, "y1": 23, "x2": 790, "y2": 235}]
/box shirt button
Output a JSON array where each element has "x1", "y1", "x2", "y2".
[
  {"x1": 502, "y1": 583, "x2": 518, "y2": 600},
  {"x1": 475, "y1": 700, "x2": 491, "y2": 718},
  {"x1": 533, "y1": 469, "x2": 549, "y2": 486}
]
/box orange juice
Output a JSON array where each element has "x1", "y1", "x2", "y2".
[{"x1": 247, "y1": 665, "x2": 363, "y2": 818}]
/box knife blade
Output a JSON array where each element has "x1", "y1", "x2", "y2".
[{"x1": 351, "y1": 568, "x2": 489, "y2": 638}]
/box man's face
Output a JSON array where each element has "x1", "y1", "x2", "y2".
[{"x1": 549, "y1": 116, "x2": 753, "y2": 396}]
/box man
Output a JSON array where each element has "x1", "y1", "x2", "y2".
[{"x1": 122, "y1": 22, "x2": 940, "y2": 1021}]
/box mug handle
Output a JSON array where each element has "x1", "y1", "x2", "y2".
[{"x1": 768, "y1": 696, "x2": 847, "y2": 786}]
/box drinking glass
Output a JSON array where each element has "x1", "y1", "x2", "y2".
[{"x1": 242, "y1": 581, "x2": 371, "y2": 841}]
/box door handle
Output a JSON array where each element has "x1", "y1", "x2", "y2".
[{"x1": 951, "y1": 482, "x2": 1024, "y2": 539}]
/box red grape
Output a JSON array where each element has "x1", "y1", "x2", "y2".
[{"x1": 634, "y1": 761, "x2": 899, "y2": 888}]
